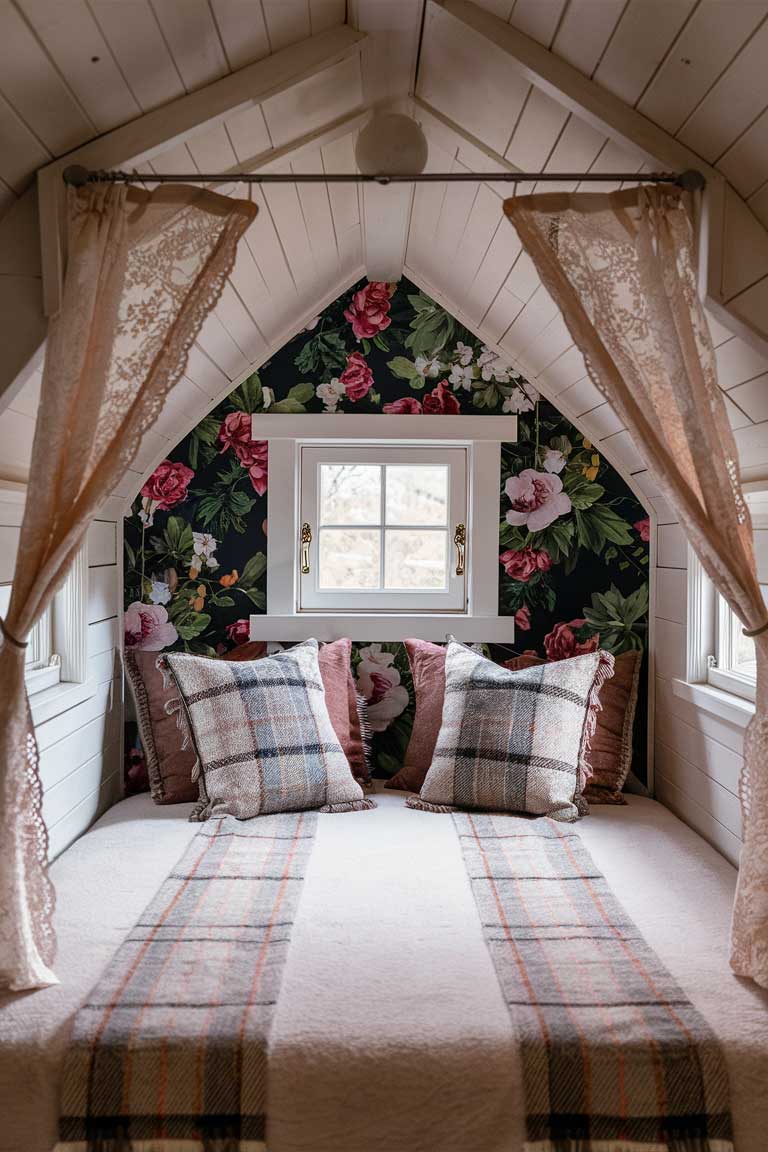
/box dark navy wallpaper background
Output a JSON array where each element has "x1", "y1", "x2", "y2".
[{"x1": 124, "y1": 277, "x2": 650, "y2": 780}]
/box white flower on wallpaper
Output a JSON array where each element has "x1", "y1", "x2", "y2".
[
  {"x1": 316, "y1": 377, "x2": 344, "y2": 412},
  {"x1": 355, "y1": 643, "x2": 410, "y2": 732}
]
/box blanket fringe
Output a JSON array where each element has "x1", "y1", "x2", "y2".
[
  {"x1": 405, "y1": 796, "x2": 457, "y2": 813},
  {"x1": 320, "y1": 797, "x2": 377, "y2": 813}
]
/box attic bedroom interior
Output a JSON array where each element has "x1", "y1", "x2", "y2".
[{"x1": 1, "y1": 1, "x2": 768, "y2": 1150}]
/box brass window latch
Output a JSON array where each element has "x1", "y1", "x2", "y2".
[
  {"x1": 454, "y1": 523, "x2": 466, "y2": 576},
  {"x1": 300, "y1": 523, "x2": 312, "y2": 574}
]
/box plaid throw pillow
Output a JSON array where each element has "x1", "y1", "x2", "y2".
[
  {"x1": 407, "y1": 641, "x2": 614, "y2": 822},
  {"x1": 163, "y1": 640, "x2": 374, "y2": 820}
]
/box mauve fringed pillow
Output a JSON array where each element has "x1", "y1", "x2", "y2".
[
  {"x1": 407, "y1": 641, "x2": 614, "y2": 822},
  {"x1": 163, "y1": 639, "x2": 374, "y2": 820},
  {"x1": 505, "y1": 650, "x2": 642, "y2": 804}
]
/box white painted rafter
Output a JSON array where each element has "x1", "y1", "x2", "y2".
[
  {"x1": 425, "y1": 0, "x2": 768, "y2": 360},
  {"x1": 37, "y1": 23, "x2": 366, "y2": 317}
]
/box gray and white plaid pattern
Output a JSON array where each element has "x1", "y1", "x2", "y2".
[
  {"x1": 409, "y1": 642, "x2": 614, "y2": 821},
  {"x1": 454, "y1": 812, "x2": 733, "y2": 1150},
  {"x1": 58, "y1": 812, "x2": 316, "y2": 1150},
  {"x1": 164, "y1": 640, "x2": 370, "y2": 820}
]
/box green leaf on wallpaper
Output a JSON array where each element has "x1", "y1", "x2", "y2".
[
  {"x1": 287, "y1": 382, "x2": 316, "y2": 404},
  {"x1": 294, "y1": 329, "x2": 348, "y2": 376},
  {"x1": 528, "y1": 518, "x2": 575, "y2": 564},
  {"x1": 403, "y1": 292, "x2": 457, "y2": 358},
  {"x1": 187, "y1": 415, "x2": 222, "y2": 470},
  {"x1": 209, "y1": 594, "x2": 235, "y2": 608},
  {"x1": 582, "y1": 584, "x2": 648, "y2": 654},
  {"x1": 268, "y1": 398, "x2": 307, "y2": 413},
  {"x1": 575, "y1": 504, "x2": 633, "y2": 553},
  {"x1": 239, "y1": 551, "x2": 267, "y2": 589},
  {"x1": 563, "y1": 474, "x2": 605, "y2": 510},
  {"x1": 175, "y1": 612, "x2": 212, "y2": 641},
  {"x1": 243, "y1": 587, "x2": 266, "y2": 610},
  {"x1": 230, "y1": 373, "x2": 263, "y2": 414},
  {"x1": 149, "y1": 515, "x2": 195, "y2": 566},
  {"x1": 387, "y1": 356, "x2": 421, "y2": 382},
  {"x1": 361, "y1": 338, "x2": 371, "y2": 355},
  {"x1": 373, "y1": 332, "x2": 389, "y2": 352},
  {"x1": 498, "y1": 521, "x2": 526, "y2": 549},
  {"x1": 124, "y1": 539, "x2": 136, "y2": 569}
]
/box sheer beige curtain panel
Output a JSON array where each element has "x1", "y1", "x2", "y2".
[
  {"x1": 0, "y1": 183, "x2": 256, "y2": 990},
  {"x1": 504, "y1": 185, "x2": 768, "y2": 988}
]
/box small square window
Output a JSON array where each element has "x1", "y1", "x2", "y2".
[
  {"x1": 708, "y1": 592, "x2": 757, "y2": 703},
  {"x1": 298, "y1": 445, "x2": 468, "y2": 611}
]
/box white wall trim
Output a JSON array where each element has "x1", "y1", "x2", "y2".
[
  {"x1": 266, "y1": 439, "x2": 298, "y2": 617},
  {"x1": 686, "y1": 543, "x2": 715, "y2": 683},
  {"x1": 252, "y1": 413, "x2": 518, "y2": 439},
  {"x1": 250, "y1": 613, "x2": 514, "y2": 642},
  {"x1": 55, "y1": 546, "x2": 89, "y2": 684},
  {"x1": 672, "y1": 677, "x2": 754, "y2": 730}
]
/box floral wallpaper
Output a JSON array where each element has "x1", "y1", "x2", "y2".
[{"x1": 124, "y1": 277, "x2": 650, "y2": 782}]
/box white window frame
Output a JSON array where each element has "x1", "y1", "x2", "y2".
[
  {"x1": 708, "y1": 594, "x2": 756, "y2": 703},
  {"x1": 255, "y1": 413, "x2": 516, "y2": 642},
  {"x1": 1, "y1": 485, "x2": 89, "y2": 697},
  {"x1": 298, "y1": 443, "x2": 467, "y2": 613}
]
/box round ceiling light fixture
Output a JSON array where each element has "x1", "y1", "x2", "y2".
[{"x1": 355, "y1": 112, "x2": 429, "y2": 177}]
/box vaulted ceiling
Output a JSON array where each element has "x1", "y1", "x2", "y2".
[{"x1": 2, "y1": 0, "x2": 768, "y2": 500}]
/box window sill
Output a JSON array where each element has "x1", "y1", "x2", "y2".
[
  {"x1": 29, "y1": 678, "x2": 98, "y2": 727},
  {"x1": 249, "y1": 614, "x2": 515, "y2": 643},
  {"x1": 672, "y1": 678, "x2": 754, "y2": 730}
]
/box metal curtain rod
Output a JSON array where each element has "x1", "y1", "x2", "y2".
[{"x1": 62, "y1": 164, "x2": 706, "y2": 191}]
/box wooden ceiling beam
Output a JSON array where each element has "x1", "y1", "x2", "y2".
[
  {"x1": 37, "y1": 23, "x2": 366, "y2": 317},
  {"x1": 425, "y1": 0, "x2": 768, "y2": 359}
]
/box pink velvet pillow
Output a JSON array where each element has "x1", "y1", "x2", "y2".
[
  {"x1": 386, "y1": 638, "x2": 445, "y2": 793},
  {"x1": 126, "y1": 637, "x2": 370, "y2": 804}
]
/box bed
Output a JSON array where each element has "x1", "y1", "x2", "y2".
[{"x1": 1, "y1": 788, "x2": 767, "y2": 1152}]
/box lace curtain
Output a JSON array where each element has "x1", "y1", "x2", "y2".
[
  {"x1": 0, "y1": 183, "x2": 256, "y2": 990},
  {"x1": 505, "y1": 185, "x2": 768, "y2": 988}
]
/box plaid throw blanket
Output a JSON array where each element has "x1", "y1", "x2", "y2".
[
  {"x1": 58, "y1": 811, "x2": 317, "y2": 1151},
  {"x1": 454, "y1": 812, "x2": 734, "y2": 1152}
]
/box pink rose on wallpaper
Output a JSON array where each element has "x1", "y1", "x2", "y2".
[
  {"x1": 634, "y1": 517, "x2": 651, "y2": 542},
  {"x1": 225, "y1": 618, "x2": 253, "y2": 646},
  {"x1": 140, "y1": 460, "x2": 194, "y2": 511},
  {"x1": 382, "y1": 396, "x2": 422, "y2": 414},
  {"x1": 544, "y1": 619, "x2": 599, "y2": 662},
  {"x1": 355, "y1": 643, "x2": 409, "y2": 732},
  {"x1": 422, "y1": 381, "x2": 461, "y2": 415},
  {"x1": 514, "y1": 605, "x2": 532, "y2": 631},
  {"x1": 343, "y1": 281, "x2": 393, "y2": 340},
  {"x1": 504, "y1": 469, "x2": 572, "y2": 532},
  {"x1": 124, "y1": 602, "x2": 178, "y2": 651},
  {"x1": 218, "y1": 412, "x2": 268, "y2": 495},
  {"x1": 499, "y1": 546, "x2": 552, "y2": 582},
  {"x1": 340, "y1": 351, "x2": 374, "y2": 402}
]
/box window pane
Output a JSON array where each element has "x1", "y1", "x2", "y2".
[
  {"x1": 319, "y1": 528, "x2": 380, "y2": 588},
  {"x1": 384, "y1": 530, "x2": 447, "y2": 589},
  {"x1": 320, "y1": 464, "x2": 380, "y2": 525},
  {"x1": 732, "y1": 612, "x2": 757, "y2": 679},
  {"x1": 0, "y1": 585, "x2": 9, "y2": 617},
  {"x1": 386, "y1": 465, "x2": 447, "y2": 525}
]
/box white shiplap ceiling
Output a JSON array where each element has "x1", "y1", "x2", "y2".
[{"x1": 1, "y1": 0, "x2": 768, "y2": 496}]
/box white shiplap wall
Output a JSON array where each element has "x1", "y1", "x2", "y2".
[{"x1": 0, "y1": 487, "x2": 122, "y2": 862}]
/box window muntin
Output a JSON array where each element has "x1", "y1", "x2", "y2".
[{"x1": 299, "y1": 445, "x2": 467, "y2": 611}]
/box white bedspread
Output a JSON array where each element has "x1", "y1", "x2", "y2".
[{"x1": 1, "y1": 790, "x2": 766, "y2": 1152}]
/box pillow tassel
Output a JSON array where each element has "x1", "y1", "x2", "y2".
[
  {"x1": 320, "y1": 797, "x2": 377, "y2": 813},
  {"x1": 577, "y1": 649, "x2": 616, "y2": 794},
  {"x1": 405, "y1": 796, "x2": 457, "y2": 814}
]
